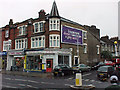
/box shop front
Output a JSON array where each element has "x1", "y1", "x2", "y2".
[
  {"x1": 6, "y1": 50, "x2": 25, "y2": 71},
  {"x1": 25, "y1": 48, "x2": 72, "y2": 72}
]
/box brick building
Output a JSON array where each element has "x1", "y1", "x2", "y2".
[{"x1": 1, "y1": 1, "x2": 100, "y2": 72}]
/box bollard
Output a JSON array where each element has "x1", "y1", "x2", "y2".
[{"x1": 76, "y1": 73, "x2": 82, "y2": 86}]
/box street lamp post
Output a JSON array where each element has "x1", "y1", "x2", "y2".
[{"x1": 114, "y1": 41, "x2": 118, "y2": 57}]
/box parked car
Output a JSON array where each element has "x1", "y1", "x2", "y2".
[
  {"x1": 72, "y1": 64, "x2": 91, "y2": 73},
  {"x1": 92, "y1": 62, "x2": 105, "y2": 70},
  {"x1": 97, "y1": 65, "x2": 114, "y2": 81},
  {"x1": 105, "y1": 61, "x2": 115, "y2": 66},
  {"x1": 53, "y1": 64, "x2": 73, "y2": 76}
]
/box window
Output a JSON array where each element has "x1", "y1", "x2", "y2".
[
  {"x1": 5, "y1": 30, "x2": 9, "y2": 38},
  {"x1": 15, "y1": 38, "x2": 27, "y2": 50},
  {"x1": 83, "y1": 31, "x2": 87, "y2": 39},
  {"x1": 33, "y1": 21, "x2": 44, "y2": 33},
  {"x1": 18, "y1": 25, "x2": 27, "y2": 35},
  {"x1": 97, "y1": 45, "x2": 100, "y2": 54},
  {"x1": 49, "y1": 18, "x2": 60, "y2": 31},
  {"x1": 31, "y1": 36, "x2": 45, "y2": 48},
  {"x1": 49, "y1": 35, "x2": 60, "y2": 47},
  {"x1": 83, "y1": 44, "x2": 87, "y2": 53},
  {"x1": 3, "y1": 40, "x2": 11, "y2": 51}
]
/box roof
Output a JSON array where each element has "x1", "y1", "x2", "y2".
[{"x1": 50, "y1": 1, "x2": 59, "y2": 17}]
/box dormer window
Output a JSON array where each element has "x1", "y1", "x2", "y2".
[
  {"x1": 18, "y1": 25, "x2": 27, "y2": 35},
  {"x1": 33, "y1": 21, "x2": 44, "y2": 33},
  {"x1": 49, "y1": 18, "x2": 60, "y2": 31}
]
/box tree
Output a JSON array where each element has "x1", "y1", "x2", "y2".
[{"x1": 101, "y1": 51, "x2": 112, "y2": 59}]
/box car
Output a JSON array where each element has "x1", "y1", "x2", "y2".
[
  {"x1": 53, "y1": 64, "x2": 73, "y2": 76},
  {"x1": 72, "y1": 64, "x2": 91, "y2": 73},
  {"x1": 97, "y1": 65, "x2": 114, "y2": 81},
  {"x1": 105, "y1": 61, "x2": 115, "y2": 66},
  {"x1": 92, "y1": 62, "x2": 105, "y2": 70}
]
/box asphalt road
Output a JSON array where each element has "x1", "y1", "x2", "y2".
[{"x1": 2, "y1": 70, "x2": 111, "y2": 89}]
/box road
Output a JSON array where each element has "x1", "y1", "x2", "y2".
[{"x1": 2, "y1": 70, "x2": 111, "y2": 89}]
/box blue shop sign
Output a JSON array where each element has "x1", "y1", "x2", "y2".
[{"x1": 0, "y1": 52, "x2": 7, "y2": 55}]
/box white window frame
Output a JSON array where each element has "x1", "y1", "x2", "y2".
[
  {"x1": 49, "y1": 18, "x2": 60, "y2": 31},
  {"x1": 82, "y1": 31, "x2": 87, "y2": 39},
  {"x1": 74, "y1": 56, "x2": 79, "y2": 65},
  {"x1": 18, "y1": 25, "x2": 27, "y2": 36},
  {"x1": 31, "y1": 35, "x2": 45, "y2": 48},
  {"x1": 15, "y1": 38, "x2": 27, "y2": 50},
  {"x1": 83, "y1": 43, "x2": 87, "y2": 53},
  {"x1": 33, "y1": 21, "x2": 44, "y2": 33},
  {"x1": 5, "y1": 30, "x2": 9, "y2": 38},
  {"x1": 49, "y1": 34, "x2": 60, "y2": 47},
  {"x1": 97, "y1": 45, "x2": 100, "y2": 54},
  {"x1": 3, "y1": 40, "x2": 11, "y2": 51}
]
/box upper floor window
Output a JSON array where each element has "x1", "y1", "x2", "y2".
[
  {"x1": 82, "y1": 31, "x2": 87, "y2": 39},
  {"x1": 5, "y1": 30, "x2": 9, "y2": 38},
  {"x1": 33, "y1": 21, "x2": 44, "y2": 33},
  {"x1": 3, "y1": 40, "x2": 11, "y2": 51},
  {"x1": 31, "y1": 35, "x2": 45, "y2": 48},
  {"x1": 18, "y1": 25, "x2": 27, "y2": 35},
  {"x1": 15, "y1": 38, "x2": 27, "y2": 50},
  {"x1": 49, "y1": 35, "x2": 60, "y2": 47},
  {"x1": 83, "y1": 43, "x2": 87, "y2": 53},
  {"x1": 49, "y1": 18, "x2": 60, "y2": 31},
  {"x1": 97, "y1": 45, "x2": 100, "y2": 54}
]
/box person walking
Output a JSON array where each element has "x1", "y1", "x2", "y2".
[{"x1": 105, "y1": 75, "x2": 120, "y2": 90}]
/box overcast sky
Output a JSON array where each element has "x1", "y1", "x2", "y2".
[{"x1": 0, "y1": 0, "x2": 119, "y2": 38}]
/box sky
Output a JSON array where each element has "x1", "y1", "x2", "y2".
[{"x1": 0, "y1": 0, "x2": 119, "y2": 38}]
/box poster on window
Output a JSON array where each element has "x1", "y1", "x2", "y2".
[{"x1": 61, "y1": 26, "x2": 83, "y2": 45}]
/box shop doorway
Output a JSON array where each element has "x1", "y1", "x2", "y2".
[{"x1": 46, "y1": 59, "x2": 53, "y2": 72}]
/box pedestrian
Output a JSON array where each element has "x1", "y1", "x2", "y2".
[{"x1": 105, "y1": 75, "x2": 120, "y2": 90}]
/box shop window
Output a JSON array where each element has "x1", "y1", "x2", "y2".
[
  {"x1": 26, "y1": 56, "x2": 42, "y2": 70},
  {"x1": 58, "y1": 55, "x2": 69, "y2": 65}
]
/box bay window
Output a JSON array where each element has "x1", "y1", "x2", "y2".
[
  {"x1": 49, "y1": 35, "x2": 60, "y2": 47},
  {"x1": 49, "y1": 18, "x2": 60, "y2": 31}
]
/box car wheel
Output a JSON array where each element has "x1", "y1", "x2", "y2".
[
  {"x1": 61, "y1": 72, "x2": 65, "y2": 76},
  {"x1": 79, "y1": 70, "x2": 81, "y2": 73},
  {"x1": 108, "y1": 74, "x2": 110, "y2": 78}
]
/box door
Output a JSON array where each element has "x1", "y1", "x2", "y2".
[{"x1": 46, "y1": 59, "x2": 53, "y2": 72}]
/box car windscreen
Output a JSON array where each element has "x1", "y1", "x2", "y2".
[{"x1": 98, "y1": 67, "x2": 108, "y2": 72}]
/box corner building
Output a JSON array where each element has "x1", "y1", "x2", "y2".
[{"x1": 3, "y1": 1, "x2": 100, "y2": 72}]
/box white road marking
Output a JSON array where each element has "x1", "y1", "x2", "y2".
[
  {"x1": 82, "y1": 73, "x2": 91, "y2": 77},
  {"x1": 27, "y1": 85, "x2": 38, "y2": 88},
  {"x1": 28, "y1": 80, "x2": 39, "y2": 83},
  {"x1": 65, "y1": 84, "x2": 72, "y2": 86},
  {"x1": 15, "y1": 79, "x2": 27, "y2": 82},
  {"x1": 41, "y1": 82, "x2": 54, "y2": 84},
  {"x1": 84, "y1": 79, "x2": 90, "y2": 81},
  {"x1": 18, "y1": 84, "x2": 26, "y2": 86},
  {"x1": 90, "y1": 80, "x2": 95, "y2": 82},
  {"x1": 4, "y1": 78, "x2": 11, "y2": 80},
  {"x1": 2, "y1": 85, "x2": 17, "y2": 88}
]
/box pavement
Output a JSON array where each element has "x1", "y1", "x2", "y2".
[{"x1": 1, "y1": 69, "x2": 52, "y2": 78}]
